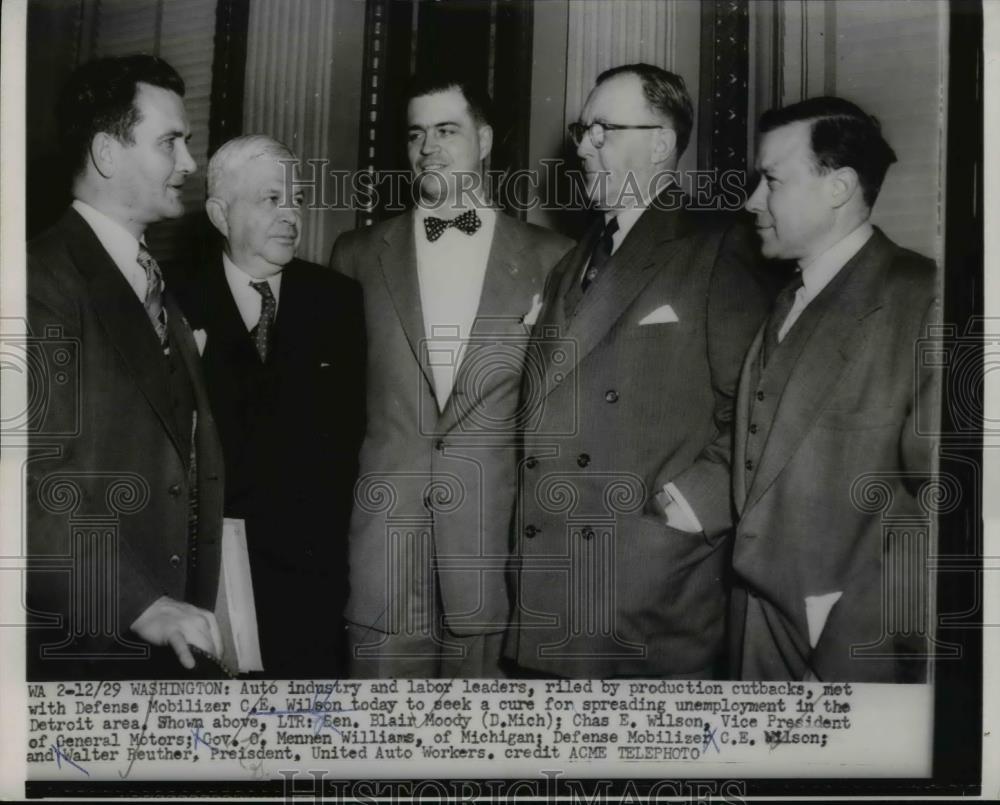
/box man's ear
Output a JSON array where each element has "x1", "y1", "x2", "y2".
[
  {"x1": 477, "y1": 124, "x2": 494, "y2": 162},
  {"x1": 651, "y1": 126, "x2": 678, "y2": 166},
  {"x1": 828, "y1": 166, "x2": 860, "y2": 209},
  {"x1": 205, "y1": 197, "x2": 229, "y2": 239},
  {"x1": 90, "y1": 132, "x2": 116, "y2": 179}
]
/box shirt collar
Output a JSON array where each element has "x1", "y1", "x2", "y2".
[
  {"x1": 414, "y1": 203, "x2": 496, "y2": 222},
  {"x1": 72, "y1": 199, "x2": 143, "y2": 271},
  {"x1": 798, "y1": 221, "x2": 874, "y2": 302},
  {"x1": 223, "y1": 252, "x2": 282, "y2": 330},
  {"x1": 605, "y1": 206, "x2": 644, "y2": 243}
]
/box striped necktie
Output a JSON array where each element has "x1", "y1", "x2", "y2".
[{"x1": 137, "y1": 245, "x2": 169, "y2": 349}]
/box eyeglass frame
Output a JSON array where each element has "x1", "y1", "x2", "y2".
[{"x1": 567, "y1": 120, "x2": 665, "y2": 149}]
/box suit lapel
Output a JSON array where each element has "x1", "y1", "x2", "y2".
[
  {"x1": 376, "y1": 214, "x2": 436, "y2": 392},
  {"x1": 743, "y1": 233, "x2": 890, "y2": 511},
  {"x1": 63, "y1": 211, "x2": 185, "y2": 458},
  {"x1": 164, "y1": 290, "x2": 212, "y2": 435},
  {"x1": 551, "y1": 203, "x2": 693, "y2": 396},
  {"x1": 203, "y1": 256, "x2": 260, "y2": 363},
  {"x1": 437, "y1": 213, "x2": 534, "y2": 433}
]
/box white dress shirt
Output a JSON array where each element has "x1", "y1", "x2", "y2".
[
  {"x1": 72, "y1": 199, "x2": 148, "y2": 302},
  {"x1": 778, "y1": 221, "x2": 874, "y2": 342},
  {"x1": 223, "y1": 253, "x2": 283, "y2": 332},
  {"x1": 606, "y1": 205, "x2": 645, "y2": 255},
  {"x1": 413, "y1": 204, "x2": 497, "y2": 412}
]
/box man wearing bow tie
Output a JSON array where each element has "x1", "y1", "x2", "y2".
[
  {"x1": 506, "y1": 63, "x2": 769, "y2": 678},
  {"x1": 329, "y1": 74, "x2": 571, "y2": 677},
  {"x1": 170, "y1": 135, "x2": 365, "y2": 676}
]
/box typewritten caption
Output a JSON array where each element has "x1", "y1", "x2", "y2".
[{"x1": 25, "y1": 679, "x2": 933, "y2": 779}]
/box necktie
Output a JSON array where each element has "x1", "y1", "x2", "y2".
[
  {"x1": 423, "y1": 209, "x2": 482, "y2": 242},
  {"x1": 762, "y1": 271, "x2": 804, "y2": 367},
  {"x1": 582, "y1": 216, "x2": 620, "y2": 291},
  {"x1": 137, "y1": 246, "x2": 169, "y2": 349},
  {"x1": 249, "y1": 280, "x2": 277, "y2": 361}
]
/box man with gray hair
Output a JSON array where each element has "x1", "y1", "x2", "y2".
[{"x1": 172, "y1": 134, "x2": 366, "y2": 677}]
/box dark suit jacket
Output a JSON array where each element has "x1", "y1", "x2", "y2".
[
  {"x1": 170, "y1": 256, "x2": 365, "y2": 676},
  {"x1": 329, "y1": 211, "x2": 572, "y2": 637},
  {"x1": 26, "y1": 208, "x2": 225, "y2": 680},
  {"x1": 507, "y1": 198, "x2": 769, "y2": 678},
  {"x1": 730, "y1": 228, "x2": 938, "y2": 682}
]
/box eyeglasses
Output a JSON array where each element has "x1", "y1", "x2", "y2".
[{"x1": 567, "y1": 121, "x2": 664, "y2": 149}]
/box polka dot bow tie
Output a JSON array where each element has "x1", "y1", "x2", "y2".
[{"x1": 423, "y1": 209, "x2": 482, "y2": 242}]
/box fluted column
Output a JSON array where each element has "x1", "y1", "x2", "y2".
[
  {"x1": 242, "y1": 0, "x2": 363, "y2": 264},
  {"x1": 564, "y1": 0, "x2": 702, "y2": 174}
]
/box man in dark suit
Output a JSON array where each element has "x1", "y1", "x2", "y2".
[
  {"x1": 171, "y1": 135, "x2": 365, "y2": 677},
  {"x1": 506, "y1": 63, "x2": 769, "y2": 678},
  {"x1": 330, "y1": 74, "x2": 572, "y2": 678},
  {"x1": 726, "y1": 97, "x2": 938, "y2": 682},
  {"x1": 26, "y1": 55, "x2": 225, "y2": 679}
]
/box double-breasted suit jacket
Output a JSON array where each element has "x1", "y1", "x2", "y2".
[
  {"x1": 329, "y1": 211, "x2": 572, "y2": 638},
  {"x1": 730, "y1": 228, "x2": 938, "y2": 682},
  {"x1": 508, "y1": 197, "x2": 769, "y2": 678},
  {"x1": 26, "y1": 208, "x2": 224, "y2": 679},
  {"x1": 171, "y1": 255, "x2": 365, "y2": 676}
]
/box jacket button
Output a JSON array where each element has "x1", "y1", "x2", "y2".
[
  {"x1": 749, "y1": 423, "x2": 758, "y2": 434},
  {"x1": 605, "y1": 389, "x2": 619, "y2": 403},
  {"x1": 756, "y1": 390, "x2": 765, "y2": 401},
  {"x1": 169, "y1": 554, "x2": 182, "y2": 568},
  {"x1": 745, "y1": 459, "x2": 754, "y2": 471},
  {"x1": 581, "y1": 527, "x2": 595, "y2": 541},
  {"x1": 577, "y1": 453, "x2": 590, "y2": 467},
  {"x1": 168, "y1": 484, "x2": 182, "y2": 496},
  {"x1": 524, "y1": 524, "x2": 538, "y2": 538},
  {"x1": 525, "y1": 457, "x2": 537, "y2": 469}
]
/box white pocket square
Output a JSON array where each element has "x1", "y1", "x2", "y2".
[
  {"x1": 638, "y1": 305, "x2": 679, "y2": 325},
  {"x1": 805, "y1": 591, "x2": 843, "y2": 649},
  {"x1": 193, "y1": 329, "x2": 208, "y2": 356},
  {"x1": 522, "y1": 293, "x2": 543, "y2": 327}
]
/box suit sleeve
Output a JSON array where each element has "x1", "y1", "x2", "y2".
[
  {"x1": 328, "y1": 231, "x2": 356, "y2": 280},
  {"x1": 26, "y1": 254, "x2": 163, "y2": 640},
  {"x1": 902, "y1": 296, "x2": 942, "y2": 486},
  {"x1": 658, "y1": 221, "x2": 770, "y2": 539}
]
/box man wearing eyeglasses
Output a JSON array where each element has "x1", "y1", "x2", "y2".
[{"x1": 506, "y1": 63, "x2": 769, "y2": 678}]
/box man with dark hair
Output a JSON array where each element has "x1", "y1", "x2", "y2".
[
  {"x1": 506, "y1": 63, "x2": 769, "y2": 678},
  {"x1": 330, "y1": 75, "x2": 572, "y2": 678},
  {"x1": 26, "y1": 55, "x2": 225, "y2": 679},
  {"x1": 728, "y1": 96, "x2": 938, "y2": 681}
]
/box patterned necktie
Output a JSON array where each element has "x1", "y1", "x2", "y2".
[
  {"x1": 423, "y1": 209, "x2": 482, "y2": 242},
  {"x1": 249, "y1": 280, "x2": 277, "y2": 361},
  {"x1": 582, "y1": 216, "x2": 620, "y2": 291},
  {"x1": 762, "y1": 271, "x2": 805, "y2": 367},
  {"x1": 137, "y1": 246, "x2": 169, "y2": 349}
]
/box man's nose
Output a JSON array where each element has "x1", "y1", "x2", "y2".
[
  {"x1": 278, "y1": 201, "x2": 300, "y2": 224},
  {"x1": 745, "y1": 178, "x2": 766, "y2": 214},
  {"x1": 421, "y1": 132, "x2": 439, "y2": 155},
  {"x1": 576, "y1": 129, "x2": 595, "y2": 160},
  {"x1": 175, "y1": 139, "x2": 196, "y2": 175}
]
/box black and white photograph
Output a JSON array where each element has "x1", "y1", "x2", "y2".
[{"x1": 0, "y1": 0, "x2": 993, "y2": 800}]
